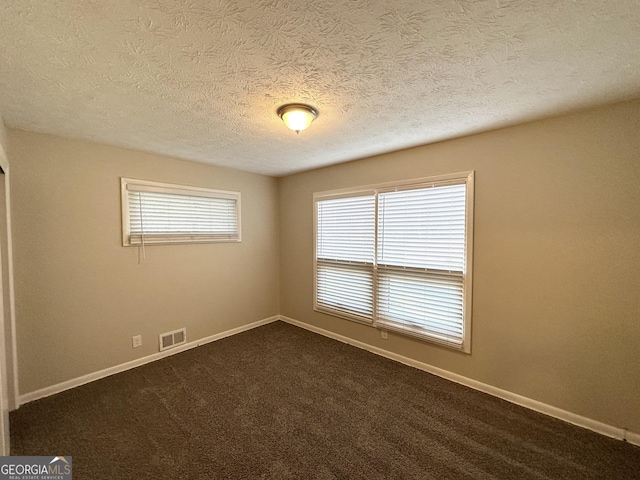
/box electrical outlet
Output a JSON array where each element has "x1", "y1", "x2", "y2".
[
  {"x1": 132, "y1": 335, "x2": 142, "y2": 348},
  {"x1": 381, "y1": 330, "x2": 388, "y2": 340}
]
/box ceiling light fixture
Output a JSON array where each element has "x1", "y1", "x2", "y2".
[{"x1": 277, "y1": 103, "x2": 318, "y2": 133}]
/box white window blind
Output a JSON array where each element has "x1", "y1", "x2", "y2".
[
  {"x1": 376, "y1": 183, "x2": 467, "y2": 345},
  {"x1": 121, "y1": 178, "x2": 241, "y2": 246},
  {"x1": 314, "y1": 173, "x2": 473, "y2": 352},
  {"x1": 316, "y1": 194, "x2": 375, "y2": 321}
]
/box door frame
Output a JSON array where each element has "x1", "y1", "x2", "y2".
[{"x1": 0, "y1": 143, "x2": 18, "y2": 454}]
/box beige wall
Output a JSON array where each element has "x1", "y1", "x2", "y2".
[
  {"x1": 8, "y1": 130, "x2": 280, "y2": 395},
  {"x1": 279, "y1": 99, "x2": 640, "y2": 434}
]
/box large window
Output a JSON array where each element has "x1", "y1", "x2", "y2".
[
  {"x1": 121, "y1": 178, "x2": 241, "y2": 246},
  {"x1": 314, "y1": 172, "x2": 474, "y2": 352}
]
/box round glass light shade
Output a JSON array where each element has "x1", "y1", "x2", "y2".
[{"x1": 277, "y1": 104, "x2": 318, "y2": 133}]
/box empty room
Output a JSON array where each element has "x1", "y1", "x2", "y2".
[{"x1": 0, "y1": 0, "x2": 639, "y2": 478}]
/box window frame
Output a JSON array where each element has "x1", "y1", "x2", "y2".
[
  {"x1": 313, "y1": 171, "x2": 474, "y2": 353},
  {"x1": 121, "y1": 177, "x2": 241, "y2": 247}
]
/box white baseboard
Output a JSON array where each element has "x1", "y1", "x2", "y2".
[
  {"x1": 626, "y1": 430, "x2": 640, "y2": 446},
  {"x1": 18, "y1": 314, "x2": 640, "y2": 448},
  {"x1": 19, "y1": 316, "x2": 280, "y2": 406},
  {"x1": 279, "y1": 315, "x2": 640, "y2": 447}
]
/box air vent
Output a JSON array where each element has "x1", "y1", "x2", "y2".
[{"x1": 159, "y1": 328, "x2": 186, "y2": 352}]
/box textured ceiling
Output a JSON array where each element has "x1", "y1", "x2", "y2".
[{"x1": 0, "y1": 1, "x2": 639, "y2": 176}]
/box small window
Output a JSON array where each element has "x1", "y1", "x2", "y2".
[
  {"x1": 314, "y1": 172, "x2": 474, "y2": 353},
  {"x1": 121, "y1": 178, "x2": 241, "y2": 246}
]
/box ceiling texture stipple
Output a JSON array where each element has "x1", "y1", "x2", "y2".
[{"x1": 0, "y1": 0, "x2": 639, "y2": 176}]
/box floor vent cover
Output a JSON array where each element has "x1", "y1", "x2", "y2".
[{"x1": 159, "y1": 328, "x2": 186, "y2": 352}]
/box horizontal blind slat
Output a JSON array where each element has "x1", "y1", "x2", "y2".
[
  {"x1": 378, "y1": 184, "x2": 466, "y2": 271},
  {"x1": 316, "y1": 265, "x2": 373, "y2": 317},
  {"x1": 315, "y1": 195, "x2": 375, "y2": 319},
  {"x1": 125, "y1": 180, "x2": 240, "y2": 245},
  {"x1": 316, "y1": 194, "x2": 376, "y2": 265},
  {"x1": 378, "y1": 269, "x2": 464, "y2": 344}
]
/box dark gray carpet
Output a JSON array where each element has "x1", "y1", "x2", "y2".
[{"x1": 10, "y1": 321, "x2": 640, "y2": 479}]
